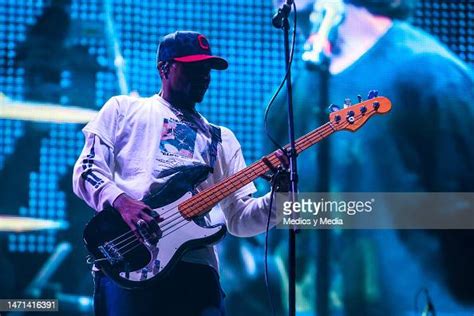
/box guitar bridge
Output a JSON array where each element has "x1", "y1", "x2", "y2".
[{"x1": 99, "y1": 242, "x2": 124, "y2": 266}]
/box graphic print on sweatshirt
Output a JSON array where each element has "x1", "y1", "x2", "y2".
[{"x1": 159, "y1": 118, "x2": 197, "y2": 159}]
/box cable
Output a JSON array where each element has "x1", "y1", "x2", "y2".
[
  {"x1": 263, "y1": 1, "x2": 297, "y2": 152},
  {"x1": 264, "y1": 168, "x2": 282, "y2": 316},
  {"x1": 263, "y1": 2, "x2": 297, "y2": 315},
  {"x1": 263, "y1": 0, "x2": 298, "y2": 154}
]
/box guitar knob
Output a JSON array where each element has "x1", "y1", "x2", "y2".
[
  {"x1": 360, "y1": 106, "x2": 367, "y2": 114},
  {"x1": 367, "y1": 90, "x2": 379, "y2": 99},
  {"x1": 357, "y1": 95, "x2": 362, "y2": 103},
  {"x1": 346, "y1": 110, "x2": 355, "y2": 124},
  {"x1": 344, "y1": 98, "x2": 352, "y2": 108},
  {"x1": 373, "y1": 101, "x2": 380, "y2": 110},
  {"x1": 328, "y1": 104, "x2": 340, "y2": 112}
]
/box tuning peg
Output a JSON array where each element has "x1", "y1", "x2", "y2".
[
  {"x1": 328, "y1": 104, "x2": 340, "y2": 113},
  {"x1": 367, "y1": 90, "x2": 379, "y2": 99},
  {"x1": 357, "y1": 95, "x2": 362, "y2": 103},
  {"x1": 347, "y1": 110, "x2": 355, "y2": 124},
  {"x1": 344, "y1": 98, "x2": 352, "y2": 108}
]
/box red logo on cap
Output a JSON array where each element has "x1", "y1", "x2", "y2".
[{"x1": 197, "y1": 35, "x2": 209, "y2": 50}]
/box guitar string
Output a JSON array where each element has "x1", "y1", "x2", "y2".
[
  {"x1": 147, "y1": 120, "x2": 337, "y2": 232},
  {"x1": 115, "y1": 220, "x2": 194, "y2": 258},
  {"x1": 177, "y1": 121, "x2": 334, "y2": 213},
  {"x1": 105, "y1": 120, "x2": 338, "y2": 255},
  {"x1": 103, "y1": 116, "x2": 353, "y2": 255},
  {"x1": 111, "y1": 114, "x2": 367, "y2": 256},
  {"x1": 113, "y1": 122, "x2": 341, "y2": 256},
  {"x1": 102, "y1": 120, "x2": 337, "y2": 249},
  {"x1": 98, "y1": 152, "x2": 278, "y2": 252},
  {"x1": 103, "y1": 156, "x2": 270, "y2": 247},
  {"x1": 141, "y1": 120, "x2": 334, "y2": 233},
  {"x1": 102, "y1": 107, "x2": 380, "y2": 257}
]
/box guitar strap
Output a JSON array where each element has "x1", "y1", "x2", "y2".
[{"x1": 208, "y1": 124, "x2": 221, "y2": 173}]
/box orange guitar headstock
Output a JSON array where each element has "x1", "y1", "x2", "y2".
[{"x1": 329, "y1": 96, "x2": 392, "y2": 132}]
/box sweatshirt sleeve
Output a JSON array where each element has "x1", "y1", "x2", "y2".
[
  {"x1": 222, "y1": 192, "x2": 279, "y2": 237},
  {"x1": 218, "y1": 130, "x2": 279, "y2": 237},
  {"x1": 72, "y1": 133, "x2": 125, "y2": 211},
  {"x1": 72, "y1": 96, "x2": 126, "y2": 211}
]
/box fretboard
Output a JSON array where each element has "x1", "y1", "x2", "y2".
[{"x1": 178, "y1": 121, "x2": 335, "y2": 218}]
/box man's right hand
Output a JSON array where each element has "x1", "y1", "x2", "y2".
[{"x1": 112, "y1": 193, "x2": 158, "y2": 231}]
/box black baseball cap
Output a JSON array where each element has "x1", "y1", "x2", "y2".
[{"x1": 157, "y1": 31, "x2": 228, "y2": 70}]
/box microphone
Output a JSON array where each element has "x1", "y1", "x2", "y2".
[
  {"x1": 302, "y1": 0, "x2": 345, "y2": 66},
  {"x1": 272, "y1": 0, "x2": 294, "y2": 29}
]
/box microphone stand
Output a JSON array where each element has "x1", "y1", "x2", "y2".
[{"x1": 272, "y1": 2, "x2": 297, "y2": 316}]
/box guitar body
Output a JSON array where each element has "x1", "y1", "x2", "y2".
[{"x1": 83, "y1": 166, "x2": 227, "y2": 289}]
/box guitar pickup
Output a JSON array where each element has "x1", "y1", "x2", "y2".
[{"x1": 136, "y1": 220, "x2": 162, "y2": 247}]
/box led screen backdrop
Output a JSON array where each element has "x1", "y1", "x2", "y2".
[{"x1": 0, "y1": 1, "x2": 472, "y2": 315}]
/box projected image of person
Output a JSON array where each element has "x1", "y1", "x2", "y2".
[{"x1": 268, "y1": 0, "x2": 474, "y2": 314}]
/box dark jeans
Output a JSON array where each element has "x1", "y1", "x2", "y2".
[{"x1": 93, "y1": 261, "x2": 225, "y2": 316}]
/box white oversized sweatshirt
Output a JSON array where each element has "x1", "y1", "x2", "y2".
[{"x1": 72, "y1": 95, "x2": 276, "y2": 271}]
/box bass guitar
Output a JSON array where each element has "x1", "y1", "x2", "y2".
[{"x1": 83, "y1": 96, "x2": 392, "y2": 289}]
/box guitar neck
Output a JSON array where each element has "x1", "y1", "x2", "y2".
[{"x1": 178, "y1": 121, "x2": 335, "y2": 218}]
